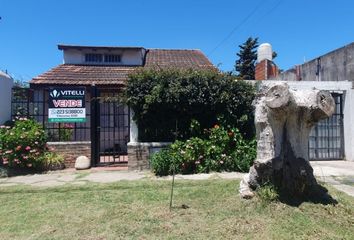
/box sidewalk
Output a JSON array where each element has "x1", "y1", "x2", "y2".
[
  {"x1": 0, "y1": 161, "x2": 353, "y2": 196},
  {"x1": 311, "y1": 160, "x2": 354, "y2": 197}
]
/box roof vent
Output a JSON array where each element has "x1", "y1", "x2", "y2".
[{"x1": 257, "y1": 43, "x2": 273, "y2": 62}]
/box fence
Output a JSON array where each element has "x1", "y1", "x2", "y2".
[{"x1": 11, "y1": 87, "x2": 91, "y2": 142}]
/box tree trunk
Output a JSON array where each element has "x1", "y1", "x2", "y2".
[{"x1": 240, "y1": 83, "x2": 335, "y2": 199}]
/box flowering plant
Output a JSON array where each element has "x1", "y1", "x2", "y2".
[
  {"x1": 0, "y1": 118, "x2": 47, "y2": 168},
  {"x1": 150, "y1": 124, "x2": 256, "y2": 176}
]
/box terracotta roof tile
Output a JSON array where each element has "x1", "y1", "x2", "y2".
[
  {"x1": 30, "y1": 48, "x2": 215, "y2": 85},
  {"x1": 145, "y1": 49, "x2": 215, "y2": 69},
  {"x1": 31, "y1": 65, "x2": 137, "y2": 85}
]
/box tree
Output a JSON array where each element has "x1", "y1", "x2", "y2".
[
  {"x1": 272, "y1": 51, "x2": 278, "y2": 59},
  {"x1": 235, "y1": 37, "x2": 259, "y2": 80}
]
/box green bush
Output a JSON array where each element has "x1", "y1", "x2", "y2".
[
  {"x1": 150, "y1": 149, "x2": 175, "y2": 176},
  {"x1": 150, "y1": 125, "x2": 256, "y2": 176},
  {"x1": 37, "y1": 152, "x2": 65, "y2": 171},
  {"x1": 0, "y1": 118, "x2": 47, "y2": 168},
  {"x1": 126, "y1": 69, "x2": 256, "y2": 141}
]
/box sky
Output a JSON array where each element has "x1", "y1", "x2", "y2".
[{"x1": 1, "y1": 0, "x2": 354, "y2": 82}]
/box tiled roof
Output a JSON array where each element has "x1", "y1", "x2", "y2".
[
  {"x1": 30, "y1": 48, "x2": 215, "y2": 86},
  {"x1": 145, "y1": 49, "x2": 214, "y2": 69},
  {"x1": 31, "y1": 65, "x2": 137, "y2": 85}
]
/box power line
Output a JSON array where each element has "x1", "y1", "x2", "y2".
[
  {"x1": 207, "y1": 0, "x2": 267, "y2": 56},
  {"x1": 254, "y1": 0, "x2": 284, "y2": 24}
]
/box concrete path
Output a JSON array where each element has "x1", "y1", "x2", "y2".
[
  {"x1": 0, "y1": 170, "x2": 245, "y2": 187},
  {"x1": 311, "y1": 161, "x2": 354, "y2": 197},
  {"x1": 0, "y1": 160, "x2": 353, "y2": 197}
]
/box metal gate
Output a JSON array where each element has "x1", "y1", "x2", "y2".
[
  {"x1": 91, "y1": 88, "x2": 130, "y2": 166},
  {"x1": 309, "y1": 93, "x2": 344, "y2": 160}
]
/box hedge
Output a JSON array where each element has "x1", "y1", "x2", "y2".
[{"x1": 125, "y1": 68, "x2": 256, "y2": 141}]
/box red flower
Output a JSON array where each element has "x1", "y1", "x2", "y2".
[
  {"x1": 228, "y1": 132, "x2": 234, "y2": 137},
  {"x1": 214, "y1": 124, "x2": 219, "y2": 129},
  {"x1": 25, "y1": 146, "x2": 31, "y2": 151}
]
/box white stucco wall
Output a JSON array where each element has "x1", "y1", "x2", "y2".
[
  {"x1": 256, "y1": 80, "x2": 354, "y2": 161},
  {"x1": 0, "y1": 72, "x2": 14, "y2": 124},
  {"x1": 129, "y1": 109, "x2": 138, "y2": 143},
  {"x1": 63, "y1": 48, "x2": 146, "y2": 66}
]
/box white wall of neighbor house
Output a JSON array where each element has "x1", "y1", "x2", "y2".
[
  {"x1": 0, "y1": 72, "x2": 14, "y2": 124},
  {"x1": 256, "y1": 80, "x2": 354, "y2": 162},
  {"x1": 62, "y1": 48, "x2": 146, "y2": 66}
]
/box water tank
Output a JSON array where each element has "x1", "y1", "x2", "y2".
[{"x1": 257, "y1": 43, "x2": 273, "y2": 62}]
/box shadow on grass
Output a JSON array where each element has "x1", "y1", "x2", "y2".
[
  {"x1": 278, "y1": 184, "x2": 338, "y2": 207},
  {"x1": 0, "y1": 166, "x2": 41, "y2": 177},
  {"x1": 0, "y1": 165, "x2": 65, "y2": 178}
]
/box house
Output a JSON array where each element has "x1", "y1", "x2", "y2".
[
  {"x1": 280, "y1": 42, "x2": 354, "y2": 82},
  {"x1": 28, "y1": 44, "x2": 215, "y2": 168},
  {"x1": 254, "y1": 43, "x2": 354, "y2": 162},
  {"x1": 0, "y1": 70, "x2": 13, "y2": 124}
]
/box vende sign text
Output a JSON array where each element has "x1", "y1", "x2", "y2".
[
  {"x1": 48, "y1": 87, "x2": 86, "y2": 123},
  {"x1": 53, "y1": 100, "x2": 83, "y2": 108}
]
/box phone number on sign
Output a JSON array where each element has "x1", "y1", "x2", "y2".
[{"x1": 50, "y1": 109, "x2": 84, "y2": 114}]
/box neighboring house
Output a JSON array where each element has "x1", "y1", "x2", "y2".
[
  {"x1": 27, "y1": 44, "x2": 215, "y2": 168},
  {"x1": 255, "y1": 43, "x2": 354, "y2": 162},
  {"x1": 0, "y1": 70, "x2": 14, "y2": 124},
  {"x1": 280, "y1": 42, "x2": 354, "y2": 82}
]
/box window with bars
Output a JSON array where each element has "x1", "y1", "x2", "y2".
[
  {"x1": 84, "y1": 53, "x2": 121, "y2": 64},
  {"x1": 104, "y1": 54, "x2": 121, "y2": 63},
  {"x1": 85, "y1": 53, "x2": 103, "y2": 63},
  {"x1": 11, "y1": 88, "x2": 91, "y2": 142},
  {"x1": 308, "y1": 93, "x2": 344, "y2": 160}
]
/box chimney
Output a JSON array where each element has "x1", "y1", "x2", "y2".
[{"x1": 255, "y1": 43, "x2": 279, "y2": 80}]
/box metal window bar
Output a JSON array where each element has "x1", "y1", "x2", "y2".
[
  {"x1": 11, "y1": 87, "x2": 91, "y2": 142},
  {"x1": 309, "y1": 93, "x2": 344, "y2": 160}
]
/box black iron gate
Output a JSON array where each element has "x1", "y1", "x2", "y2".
[
  {"x1": 91, "y1": 88, "x2": 130, "y2": 166},
  {"x1": 309, "y1": 93, "x2": 344, "y2": 160}
]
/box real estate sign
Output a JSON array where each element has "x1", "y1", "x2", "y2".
[{"x1": 48, "y1": 87, "x2": 86, "y2": 123}]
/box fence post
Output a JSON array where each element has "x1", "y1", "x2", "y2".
[{"x1": 90, "y1": 85, "x2": 98, "y2": 167}]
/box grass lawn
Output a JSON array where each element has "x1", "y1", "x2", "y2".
[{"x1": 0, "y1": 179, "x2": 353, "y2": 240}]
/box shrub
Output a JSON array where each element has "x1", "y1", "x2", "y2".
[
  {"x1": 150, "y1": 149, "x2": 175, "y2": 176},
  {"x1": 37, "y1": 152, "x2": 65, "y2": 171},
  {"x1": 150, "y1": 125, "x2": 256, "y2": 176},
  {"x1": 0, "y1": 118, "x2": 47, "y2": 168},
  {"x1": 126, "y1": 69, "x2": 256, "y2": 141}
]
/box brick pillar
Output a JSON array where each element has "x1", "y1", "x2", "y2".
[{"x1": 127, "y1": 142, "x2": 171, "y2": 171}]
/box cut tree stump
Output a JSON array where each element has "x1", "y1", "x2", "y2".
[{"x1": 240, "y1": 83, "x2": 335, "y2": 199}]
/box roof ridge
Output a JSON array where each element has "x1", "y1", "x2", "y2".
[{"x1": 147, "y1": 48, "x2": 202, "y2": 51}]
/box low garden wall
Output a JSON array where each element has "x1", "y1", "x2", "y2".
[
  {"x1": 127, "y1": 142, "x2": 171, "y2": 171},
  {"x1": 47, "y1": 141, "x2": 91, "y2": 168}
]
